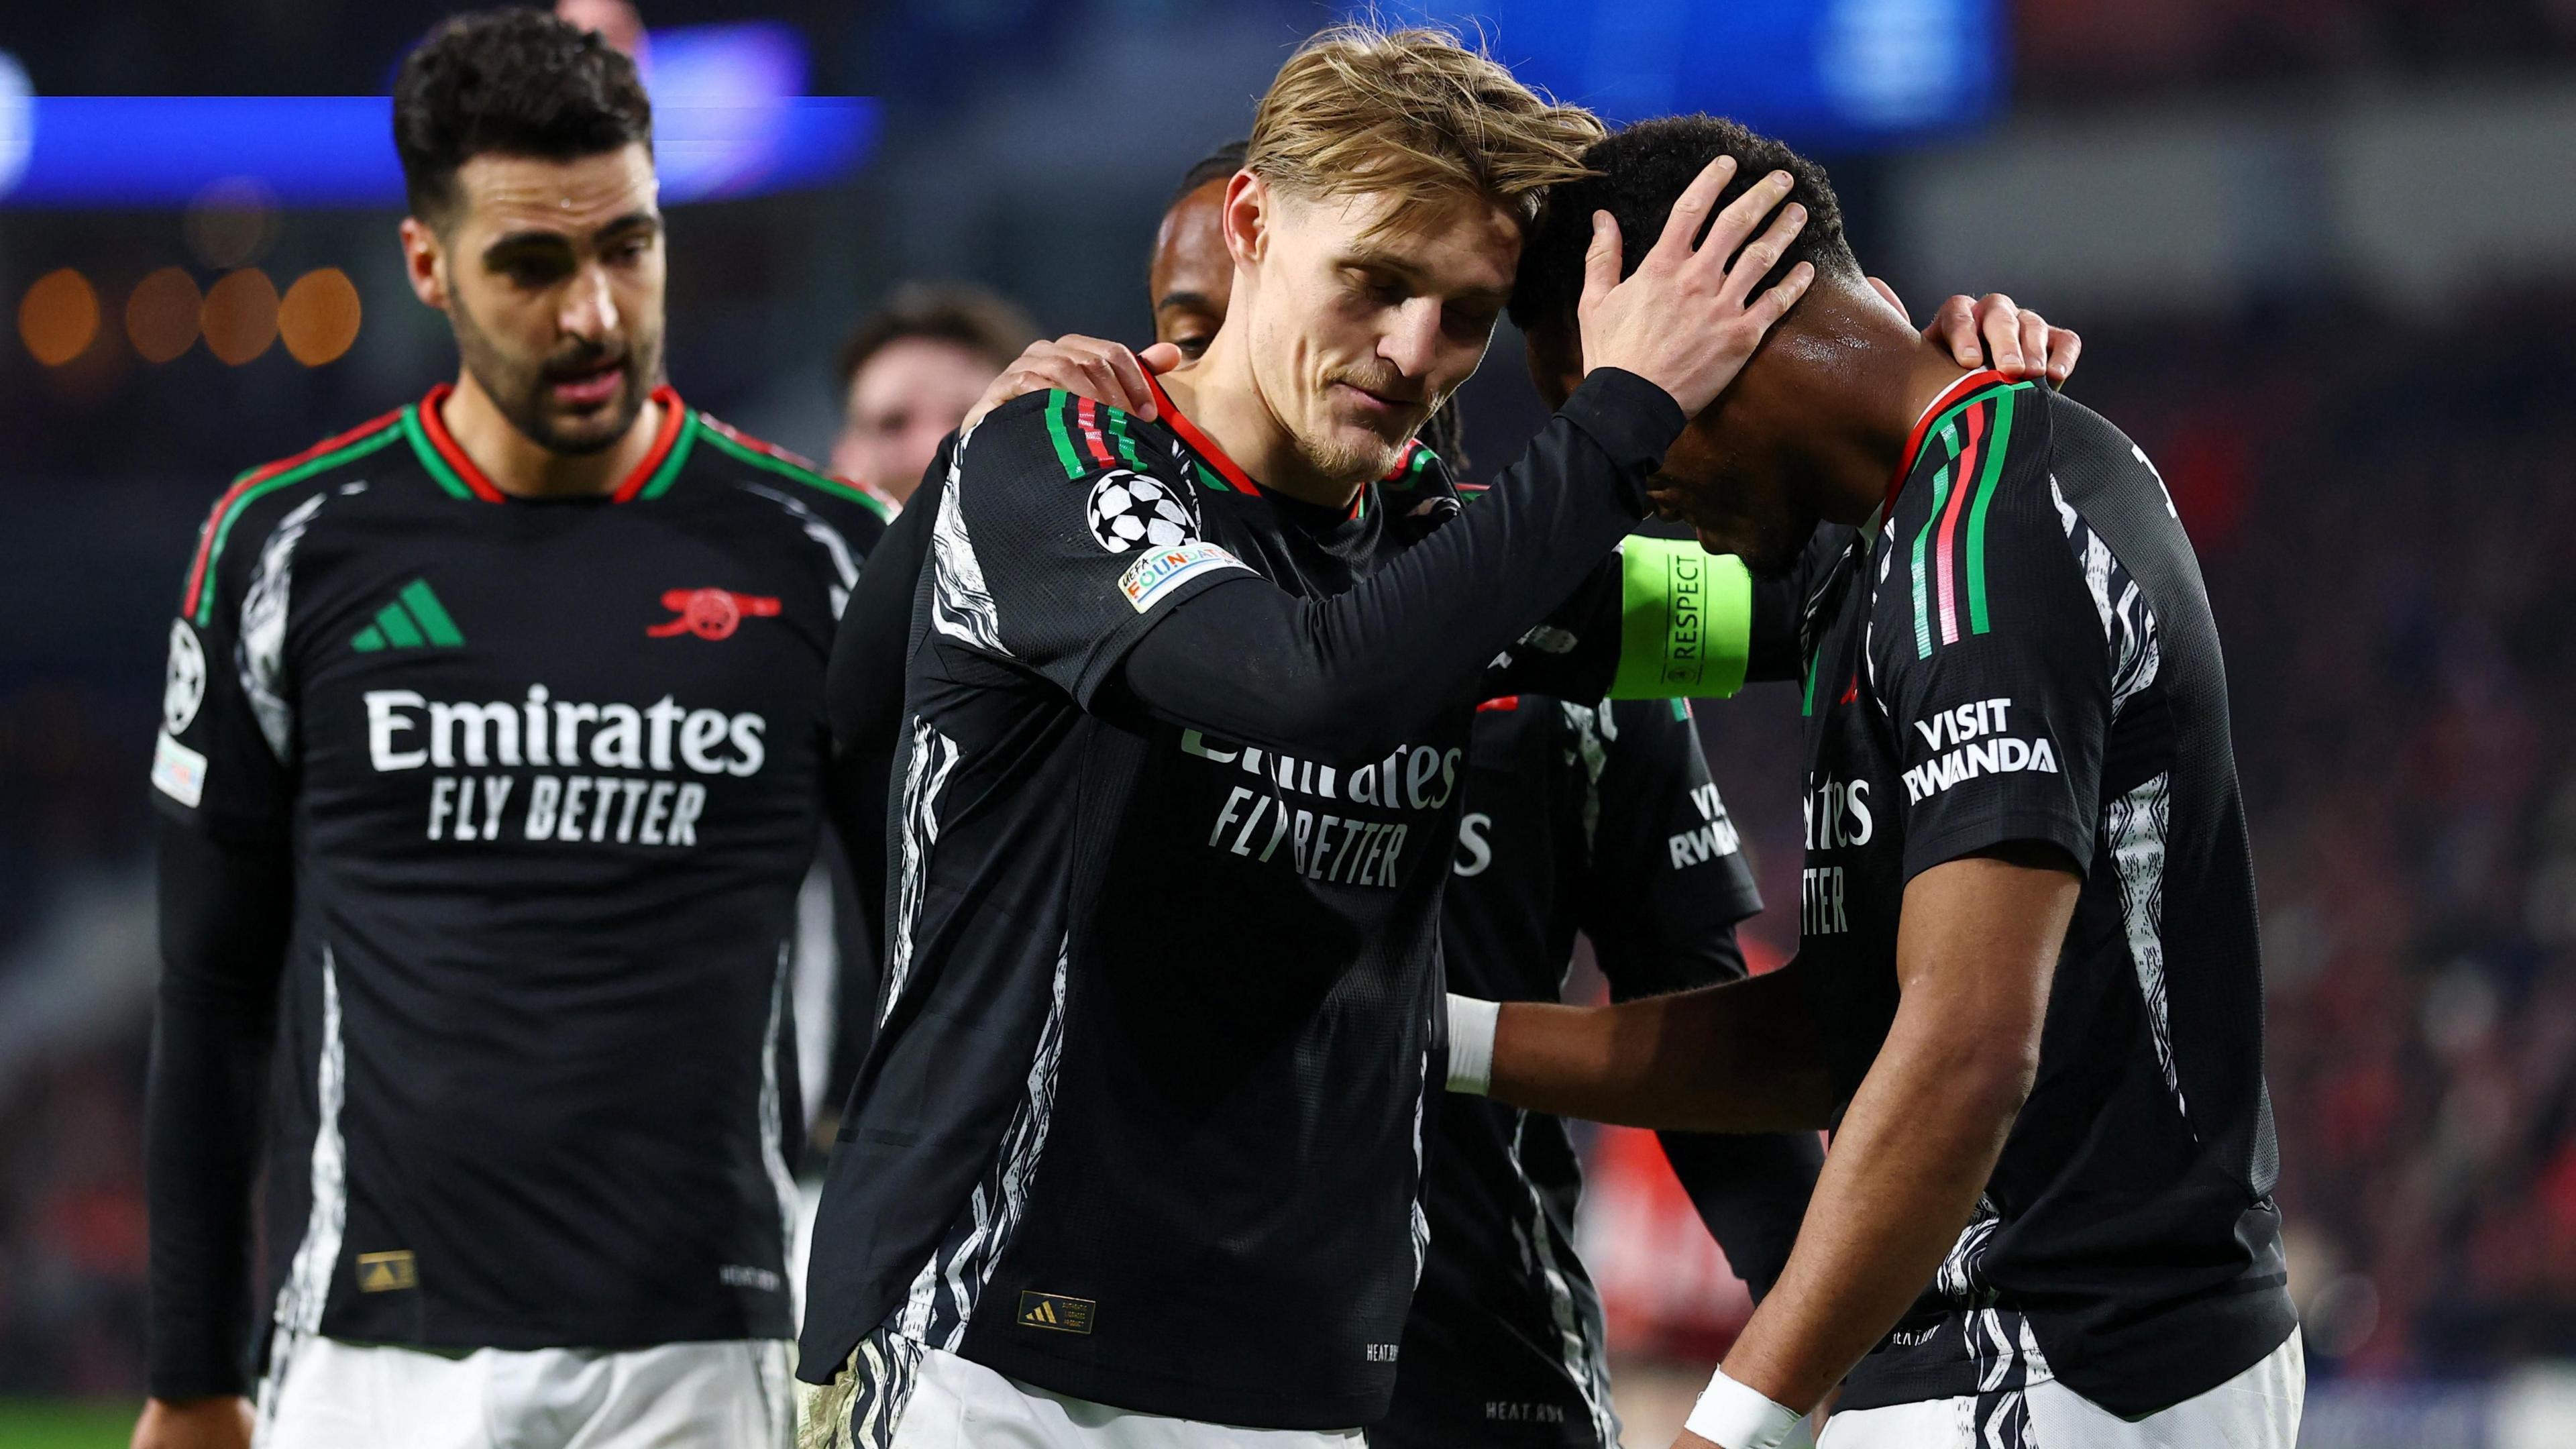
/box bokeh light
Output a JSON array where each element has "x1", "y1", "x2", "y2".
[
  {"x1": 201, "y1": 268, "x2": 279, "y2": 365},
  {"x1": 278, "y1": 268, "x2": 362, "y2": 366},
  {"x1": 183, "y1": 176, "x2": 281, "y2": 270},
  {"x1": 17, "y1": 268, "x2": 99, "y2": 366},
  {"x1": 125, "y1": 266, "x2": 203, "y2": 363}
]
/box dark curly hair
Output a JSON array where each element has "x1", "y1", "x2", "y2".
[
  {"x1": 1169, "y1": 140, "x2": 1247, "y2": 211},
  {"x1": 1509, "y1": 114, "x2": 1860, "y2": 337},
  {"x1": 393, "y1": 8, "x2": 653, "y2": 226}
]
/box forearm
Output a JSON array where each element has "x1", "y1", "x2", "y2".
[
  {"x1": 148, "y1": 820, "x2": 288, "y2": 1399},
  {"x1": 1719, "y1": 1010, "x2": 2031, "y2": 1416},
  {"x1": 147, "y1": 987, "x2": 276, "y2": 1397},
  {"x1": 1480, "y1": 970, "x2": 1835, "y2": 1133},
  {"x1": 1119, "y1": 370, "x2": 1675, "y2": 759}
]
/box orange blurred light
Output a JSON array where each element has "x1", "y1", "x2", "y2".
[
  {"x1": 126, "y1": 266, "x2": 204, "y2": 364},
  {"x1": 278, "y1": 268, "x2": 362, "y2": 366},
  {"x1": 201, "y1": 268, "x2": 279, "y2": 365},
  {"x1": 18, "y1": 268, "x2": 100, "y2": 366}
]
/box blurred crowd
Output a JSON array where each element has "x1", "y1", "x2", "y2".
[
  {"x1": 5, "y1": 282, "x2": 2573, "y2": 1395},
  {"x1": 2017, "y1": 0, "x2": 2576, "y2": 99}
]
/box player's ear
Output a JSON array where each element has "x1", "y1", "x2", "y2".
[
  {"x1": 1220, "y1": 169, "x2": 1267, "y2": 272},
  {"x1": 399, "y1": 215, "x2": 449, "y2": 312}
]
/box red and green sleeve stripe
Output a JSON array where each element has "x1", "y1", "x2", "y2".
[
  {"x1": 1894, "y1": 378, "x2": 2032, "y2": 658},
  {"x1": 1040, "y1": 391, "x2": 1142, "y2": 478},
  {"x1": 183, "y1": 407, "x2": 408, "y2": 625}
]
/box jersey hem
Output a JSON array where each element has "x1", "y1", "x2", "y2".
[
  {"x1": 959, "y1": 1338, "x2": 1388, "y2": 1434},
  {"x1": 1836, "y1": 1283, "x2": 2297, "y2": 1419},
  {"x1": 309, "y1": 1314, "x2": 797, "y2": 1356}
]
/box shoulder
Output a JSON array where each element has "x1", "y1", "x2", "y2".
[
  {"x1": 684, "y1": 410, "x2": 894, "y2": 539},
  {"x1": 960, "y1": 390, "x2": 1184, "y2": 492},
  {"x1": 180, "y1": 404, "x2": 413, "y2": 621},
  {"x1": 1870, "y1": 385, "x2": 2111, "y2": 680}
]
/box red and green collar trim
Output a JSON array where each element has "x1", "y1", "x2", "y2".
[
  {"x1": 407, "y1": 382, "x2": 692, "y2": 503},
  {"x1": 1142, "y1": 372, "x2": 1259, "y2": 498},
  {"x1": 1140, "y1": 372, "x2": 1378, "y2": 522},
  {"x1": 182, "y1": 405, "x2": 410, "y2": 623},
  {"x1": 1886, "y1": 368, "x2": 2015, "y2": 517}
]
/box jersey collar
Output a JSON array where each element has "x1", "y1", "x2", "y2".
[
  {"x1": 410, "y1": 382, "x2": 690, "y2": 503},
  {"x1": 1142, "y1": 372, "x2": 1260, "y2": 496},
  {"x1": 1884, "y1": 368, "x2": 2011, "y2": 519},
  {"x1": 1142, "y1": 372, "x2": 1389, "y2": 523}
]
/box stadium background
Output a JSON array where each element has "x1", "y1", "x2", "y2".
[{"x1": 4, "y1": 1, "x2": 2575, "y2": 1444}]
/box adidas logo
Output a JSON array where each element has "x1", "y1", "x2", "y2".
[
  {"x1": 1016, "y1": 1290, "x2": 1095, "y2": 1334},
  {"x1": 355, "y1": 1250, "x2": 417, "y2": 1293},
  {"x1": 353, "y1": 579, "x2": 466, "y2": 652}
]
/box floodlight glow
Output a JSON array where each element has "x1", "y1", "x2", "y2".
[{"x1": 0, "y1": 24, "x2": 874, "y2": 208}]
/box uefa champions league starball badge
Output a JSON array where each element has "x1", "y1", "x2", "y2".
[{"x1": 1085, "y1": 469, "x2": 1196, "y2": 553}]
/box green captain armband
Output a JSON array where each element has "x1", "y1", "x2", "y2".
[{"x1": 1609, "y1": 538, "x2": 1753, "y2": 700}]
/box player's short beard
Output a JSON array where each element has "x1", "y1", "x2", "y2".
[
  {"x1": 449, "y1": 286, "x2": 662, "y2": 458},
  {"x1": 1297, "y1": 369, "x2": 1427, "y2": 486}
]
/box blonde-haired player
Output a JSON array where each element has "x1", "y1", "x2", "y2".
[{"x1": 796, "y1": 23, "x2": 1814, "y2": 1449}]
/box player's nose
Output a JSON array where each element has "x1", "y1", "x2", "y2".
[
  {"x1": 1378, "y1": 298, "x2": 1442, "y2": 380},
  {"x1": 559, "y1": 264, "x2": 622, "y2": 343}
]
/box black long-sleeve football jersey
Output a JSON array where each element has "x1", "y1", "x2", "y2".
[
  {"x1": 798, "y1": 371, "x2": 1686, "y2": 1434},
  {"x1": 1778, "y1": 371, "x2": 2296, "y2": 1424},
  {"x1": 148, "y1": 386, "x2": 887, "y2": 1384},
  {"x1": 821, "y1": 444, "x2": 1810, "y2": 1449}
]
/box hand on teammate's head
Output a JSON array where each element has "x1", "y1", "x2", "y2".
[{"x1": 1574, "y1": 156, "x2": 1817, "y2": 418}]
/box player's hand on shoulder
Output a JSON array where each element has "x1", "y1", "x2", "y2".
[
  {"x1": 1578, "y1": 156, "x2": 1817, "y2": 417},
  {"x1": 963, "y1": 335, "x2": 1185, "y2": 431},
  {"x1": 132, "y1": 1395, "x2": 252, "y2": 1449},
  {"x1": 1879, "y1": 277, "x2": 2081, "y2": 387}
]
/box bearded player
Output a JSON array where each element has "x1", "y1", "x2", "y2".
[{"x1": 137, "y1": 14, "x2": 886, "y2": 1449}]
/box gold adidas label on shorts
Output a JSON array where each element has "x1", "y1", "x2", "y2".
[
  {"x1": 1016, "y1": 1291, "x2": 1095, "y2": 1334},
  {"x1": 356, "y1": 1250, "x2": 418, "y2": 1292}
]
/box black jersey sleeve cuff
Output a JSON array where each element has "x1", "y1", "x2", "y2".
[
  {"x1": 1900, "y1": 810, "x2": 2094, "y2": 886},
  {"x1": 1558, "y1": 369, "x2": 1687, "y2": 506}
]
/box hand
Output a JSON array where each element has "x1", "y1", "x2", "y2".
[
  {"x1": 1874, "y1": 278, "x2": 2080, "y2": 386},
  {"x1": 1578, "y1": 156, "x2": 1816, "y2": 417},
  {"x1": 132, "y1": 1396, "x2": 253, "y2": 1449},
  {"x1": 962, "y1": 335, "x2": 1185, "y2": 431}
]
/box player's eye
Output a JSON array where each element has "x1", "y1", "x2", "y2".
[
  {"x1": 1175, "y1": 334, "x2": 1212, "y2": 360},
  {"x1": 1346, "y1": 268, "x2": 1406, "y2": 308},
  {"x1": 494, "y1": 253, "x2": 574, "y2": 287},
  {"x1": 1444, "y1": 304, "x2": 1499, "y2": 341}
]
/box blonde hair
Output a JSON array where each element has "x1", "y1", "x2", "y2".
[{"x1": 1246, "y1": 23, "x2": 1604, "y2": 234}]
